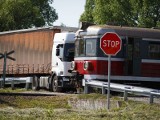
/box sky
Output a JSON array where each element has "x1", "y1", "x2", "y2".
[{"x1": 52, "y1": 0, "x2": 86, "y2": 27}]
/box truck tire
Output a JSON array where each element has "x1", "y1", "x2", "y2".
[
  {"x1": 32, "y1": 76, "x2": 40, "y2": 90},
  {"x1": 51, "y1": 75, "x2": 62, "y2": 92}
]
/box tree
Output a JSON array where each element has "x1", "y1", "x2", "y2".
[
  {"x1": 93, "y1": 0, "x2": 110, "y2": 24},
  {"x1": 80, "y1": 0, "x2": 94, "y2": 23},
  {"x1": 81, "y1": 0, "x2": 135, "y2": 26},
  {"x1": 80, "y1": 0, "x2": 160, "y2": 28},
  {"x1": 0, "y1": 0, "x2": 58, "y2": 32},
  {"x1": 108, "y1": 0, "x2": 136, "y2": 26},
  {"x1": 136, "y1": 0, "x2": 160, "y2": 28}
]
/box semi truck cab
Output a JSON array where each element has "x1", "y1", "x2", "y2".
[
  {"x1": 45, "y1": 32, "x2": 75, "y2": 92},
  {"x1": 52, "y1": 33, "x2": 75, "y2": 77}
]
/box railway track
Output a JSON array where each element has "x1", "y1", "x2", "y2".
[{"x1": 0, "y1": 91, "x2": 68, "y2": 96}]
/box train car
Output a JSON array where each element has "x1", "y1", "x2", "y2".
[{"x1": 70, "y1": 23, "x2": 160, "y2": 88}]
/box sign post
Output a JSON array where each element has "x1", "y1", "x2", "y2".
[
  {"x1": 100, "y1": 32, "x2": 122, "y2": 110},
  {"x1": 107, "y1": 55, "x2": 111, "y2": 110}
]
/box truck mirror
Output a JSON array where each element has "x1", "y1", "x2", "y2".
[
  {"x1": 56, "y1": 44, "x2": 63, "y2": 58},
  {"x1": 56, "y1": 44, "x2": 63, "y2": 48}
]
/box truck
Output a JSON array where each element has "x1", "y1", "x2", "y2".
[{"x1": 0, "y1": 27, "x2": 78, "y2": 92}]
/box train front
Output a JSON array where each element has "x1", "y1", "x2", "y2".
[{"x1": 70, "y1": 24, "x2": 125, "y2": 87}]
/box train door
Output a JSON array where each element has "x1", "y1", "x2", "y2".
[{"x1": 125, "y1": 37, "x2": 141, "y2": 76}]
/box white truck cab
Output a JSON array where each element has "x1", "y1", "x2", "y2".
[
  {"x1": 38, "y1": 32, "x2": 76, "y2": 92},
  {"x1": 52, "y1": 32, "x2": 75, "y2": 76},
  {"x1": 50, "y1": 32, "x2": 75, "y2": 92}
]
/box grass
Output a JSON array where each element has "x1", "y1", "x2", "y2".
[
  {"x1": 0, "y1": 95, "x2": 70, "y2": 109},
  {"x1": 0, "y1": 104, "x2": 159, "y2": 120},
  {"x1": 0, "y1": 88, "x2": 27, "y2": 93},
  {"x1": 77, "y1": 93, "x2": 107, "y2": 99},
  {"x1": 0, "y1": 88, "x2": 159, "y2": 120}
]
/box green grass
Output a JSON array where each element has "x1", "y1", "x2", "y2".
[
  {"x1": 0, "y1": 89, "x2": 159, "y2": 120},
  {"x1": 0, "y1": 95, "x2": 70, "y2": 109},
  {"x1": 0, "y1": 104, "x2": 159, "y2": 120},
  {"x1": 0, "y1": 88, "x2": 27, "y2": 93},
  {"x1": 77, "y1": 93, "x2": 107, "y2": 99}
]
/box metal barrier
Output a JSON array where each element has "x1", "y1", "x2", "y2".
[
  {"x1": 83, "y1": 79, "x2": 160, "y2": 104},
  {"x1": 0, "y1": 77, "x2": 32, "y2": 90}
]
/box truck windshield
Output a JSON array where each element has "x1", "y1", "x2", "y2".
[{"x1": 64, "y1": 43, "x2": 75, "y2": 61}]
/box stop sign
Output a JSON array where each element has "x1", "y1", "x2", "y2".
[{"x1": 100, "y1": 32, "x2": 122, "y2": 56}]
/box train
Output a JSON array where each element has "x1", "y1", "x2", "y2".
[
  {"x1": 0, "y1": 26, "x2": 79, "y2": 91},
  {"x1": 70, "y1": 23, "x2": 160, "y2": 88}
]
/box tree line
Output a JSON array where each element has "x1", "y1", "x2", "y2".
[
  {"x1": 0, "y1": 0, "x2": 160, "y2": 32},
  {"x1": 0, "y1": 0, "x2": 58, "y2": 32},
  {"x1": 80, "y1": 0, "x2": 160, "y2": 28}
]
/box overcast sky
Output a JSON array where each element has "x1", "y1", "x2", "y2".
[{"x1": 52, "y1": 0, "x2": 86, "y2": 27}]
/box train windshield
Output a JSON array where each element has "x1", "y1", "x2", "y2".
[
  {"x1": 63, "y1": 43, "x2": 75, "y2": 61},
  {"x1": 75, "y1": 38, "x2": 97, "y2": 57},
  {"x1": 86, "y1": 39, "x2": 96, "y2": 56}
]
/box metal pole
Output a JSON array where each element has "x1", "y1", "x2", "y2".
[
  {"x1": 107, "y1": 55, "x2": 111, "y2": 110},
  {"x1": 2, "y1": 52, "x2": 7, "y2": 88}
]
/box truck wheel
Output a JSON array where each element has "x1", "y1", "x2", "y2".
[{"x1": 51, "y1": 75, "x2": 62, "y2": 92}]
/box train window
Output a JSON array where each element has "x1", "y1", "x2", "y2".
[
  {"x1": 75, "y1": 40, "x2": 79, "y2": 57},
  {"x1": 75, "y1": 39, "x2": 85, "y2": 57},
  {"x1": 149, "y1": 43, "x2": 160, "y2": 59},
  {"x1": 127, "y1": 38, "x2": 134, "y2": 60},
  {"x1": 79, "y1": 39, "x2": 85, "y2": 56},
  {"x1": 86, "y1": 39, "x2": 96, "y2": 56},
  {"x1": 134, "y1": 42, "x2": 140, "y2": 57}
]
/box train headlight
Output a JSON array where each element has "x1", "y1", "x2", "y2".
[
  {"x1": 83, "y1": 61, "x2": 90, "y2": 71},
  {"x1": 70, "y1": 61, "x2": 76, "y2": 70}
]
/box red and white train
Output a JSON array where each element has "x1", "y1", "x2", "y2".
[{"x1": 70, "y1": 23, "x2": 160, "y2": 88}]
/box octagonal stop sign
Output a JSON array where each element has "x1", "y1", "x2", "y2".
[{"x1": 100, "y1": 32, "x2": 122, "y2": 56}]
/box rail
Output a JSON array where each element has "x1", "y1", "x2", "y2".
[
  {"x1": 0, "y1": 77, "x2": 32, "y2": 90},
  {"x1": 83, "y1": 79, "x2": 160, "y2": 104}
]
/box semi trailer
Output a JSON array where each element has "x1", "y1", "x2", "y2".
[{"x1": 0, "y1": 27, "x2": 78, "y2": 92}]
